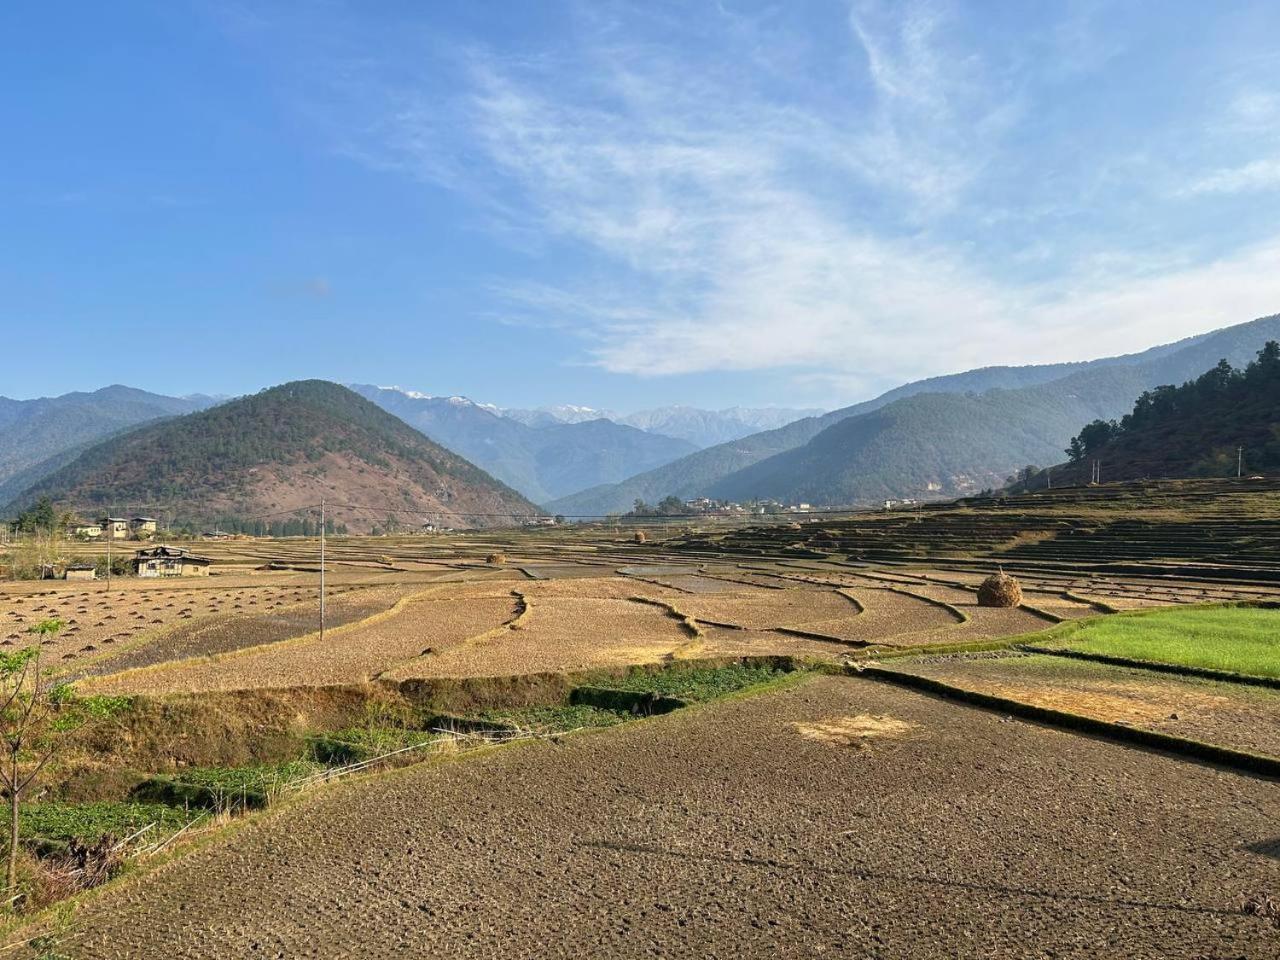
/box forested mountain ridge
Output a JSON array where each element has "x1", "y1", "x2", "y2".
[
  {"x1": 3, "y1": 381, "x2": 538, "y2": 532},
  {"x1": 548, "y1": 312, "x2": 1280, "y2": 514},
  {"x1": 0, "y1": 386, "x2": 214, "y2": 504},
  {"x1": 1013, "y1": 342, "x2": 1280, "y2": 488},
  {"x1": 709, "y1": 365, "x2": 1149, "y2": 504}
]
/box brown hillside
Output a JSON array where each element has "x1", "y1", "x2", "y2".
[{"x1": 5, "y1": 380, "x2": 539, "y2": 532}]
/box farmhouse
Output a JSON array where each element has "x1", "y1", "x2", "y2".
[
  {"x1": 132, "y1": 545, "x2": 212, "y2": 578},
  {"x1": 69, "y1": 521, "x2": 103, "y2": 539},
  {"x1": 100, "y1": 517, "x2": 129, "y2": 540},
  {"x1": 129, "y1": 516, "x2": 158, "y2": 536},
  {"x1": 65, "y1": 563, "x2": 97, "y2": 581}
]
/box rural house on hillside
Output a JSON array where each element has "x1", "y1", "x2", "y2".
[
  {"x1": 129, "y1": 516, "x2": 158, "y2": 536},
  {"x1": 132, "y1": 545, "x2": 212, "y2": 578},
  {"x1": 68, "y1": 521, "x2": 103, "y2": 539},
  {"x1": 100, "y1": 517, "x2": 129, "y2": 539}
]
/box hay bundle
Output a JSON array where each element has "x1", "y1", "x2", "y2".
[
  {"x1": 633, "y1": 530, "x2": 648, "y2": 543},
  {"x1": 486, "y1": 552, "x2": 506, "y2": 566},
  {"x1": 977, "y1": 571, "x2": 1022, "y2": 608}
]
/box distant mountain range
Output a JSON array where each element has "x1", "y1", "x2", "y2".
[
  {"x1": 548, "y1": 313, "x2": 1280, "y2": 514},
  {"x1": 349, "y1": 387, "x2": 699, "y2": 504},
  {"x1": 6, "y1": 314, "x2": 1278, "y2": 522},
  {"x1": 0, "y1": 386, "x2": 217, "y2": 506},
  {"x1": 3, "y1": 381, "x2": 536, "y2": 531},
  {"x1": 502, "y1": 404, "x2": 825, "y2": 448}
]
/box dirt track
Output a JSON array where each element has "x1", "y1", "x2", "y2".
[{"x1": 52, "y1": 675, "x2": 1280, "y2": 959}]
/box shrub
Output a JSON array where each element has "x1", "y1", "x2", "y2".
[{"x1": 486, "y1": 552, "x2": 506, "y2": 566}]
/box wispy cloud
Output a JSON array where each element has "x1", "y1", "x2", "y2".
[
  {"x1": 1183, "y1": 158, "x2": 1280, "y2": 196},
  {"x1": 286, "y1": 0, "x2": 1280, "y2": 400}
]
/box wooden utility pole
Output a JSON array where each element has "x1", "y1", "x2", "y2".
[
  {"x1": 105, "y1": 508, "x2": 112, "y2": 591},
  {"x1": 1238, "y1": 446, "x2": 1244, "y2": 478},
  {"x1": 319, "y1": 499, "x2": 326, "y2": 643}
]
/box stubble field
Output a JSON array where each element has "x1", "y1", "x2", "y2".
[{"x1": 3, "y1": 512, "x2": 1279, "y2": 958}]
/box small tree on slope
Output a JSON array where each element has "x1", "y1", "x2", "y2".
[{"x1": 0, "y1": 619, "x2": 73, "y2": 906}]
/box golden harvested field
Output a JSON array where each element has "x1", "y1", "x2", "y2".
[
  {"x1": 6, "y1": 530, "x2": 1266, "y2": 697},
  {"x1": 889, "y1": 653, "x2": 1280, "y2": 759},
  {"x1": 86, "y1": 590, "x2": 522, "y2": 694},
  {"x1": 8, "y1": 497, "x2": 1280, "y2": 959}
]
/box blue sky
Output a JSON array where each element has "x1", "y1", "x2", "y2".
[{"x1": 3, "y1": 1, "x2": 1280, "y2": 410}]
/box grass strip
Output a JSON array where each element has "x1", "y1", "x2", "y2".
[
  {"x1": 597, "y1": 661, "x2": 794, "y2": 702},
  {"x1": 1041, "y1": 602, "x2": 1280, "y2": 678}
]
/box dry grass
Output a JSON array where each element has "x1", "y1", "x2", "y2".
[
  {"x1": 85, "y1": 590, "x2": 520, "y2": 694},
  {"x1": 793, "y1": 714, "x2": 916, "y2": 747},
  {"x1": 382, "y1": 596, "x2": 689, "y2": 679}
]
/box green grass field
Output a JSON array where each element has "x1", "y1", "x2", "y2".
[{"x1": 1058, "y1": 606, "x2": 1280, "y2": 678}]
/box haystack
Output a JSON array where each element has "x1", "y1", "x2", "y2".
[
  {"x1": 977, "y1": 570, "x2": 1022, "y2": 608},
  {"x1": 486, "y1": 552, "x2": 506, "y2": 566},
  {"x1": 633, "y1": 530, "x2": 648, "y2": 544}
]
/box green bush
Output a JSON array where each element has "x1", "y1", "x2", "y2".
[
  {"x1": 468, "y1": 704, "x2": 632, "y2": 732},
  {"x1": 605, "y1": 663, "x2": 793, "y2": 702},
  {"x1": 0, "y1": 801, "x2": 196, "y2": 845},
  {"x1": 310, "y1": 728, "x2": 437, "y2": 765}
]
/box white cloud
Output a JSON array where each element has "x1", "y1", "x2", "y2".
[
  {"x1": 314, "y1": 0, "x2": 1280, "y2": 400},
  {"x1": 1183, "y1": 158, "x2": 1280, "y2": 196}
]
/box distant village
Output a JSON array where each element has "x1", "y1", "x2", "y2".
[{"x1": 2, "y1": 513, "x2": 212, "y2": 582}]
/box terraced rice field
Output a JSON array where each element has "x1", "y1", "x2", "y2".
[
  {"x1": 7, "y1": 498, "x2": 1280, "y2": 958},
  {"x1": 0, "y1": 578, "x2": 346, "y2": 670},
  {"x1": 48, "y1": 675, "x2": 1280, "y2": 959},
  {"x1": 87, "y1": 589, "x2": 522, "y2": 694},
  {"x1": 887, "y1": 652, "x2": 1280, "y2": 759},
  {"x1": 14, "y1": 543, "x2": 1262, "y2": 697}
]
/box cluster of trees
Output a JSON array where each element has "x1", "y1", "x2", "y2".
[
  {"x1": 209, "y1": 517, "x2": 347, "y2": 537},
  {"x1": 8, "y1": 498, "x2": 59, "y2": 535},
  {"x1": 1003, "y1": 465, "x2": 1043, "y2": 487},
  {"x1": 1066, "y1": 342, "x2": 1280, "y2": 464},
  {"x1": 627, "y1": 495, "x2": 687, "y2": 517}
]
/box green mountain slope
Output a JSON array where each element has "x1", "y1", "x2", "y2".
[
  {"x1": 710, "y1": 366, "x2": 1148, "y2": 504},
  {"x1": 547, "y1": 312, "x2": 1280, "y2": 515},
  {"x1": 1016, "y1": 342, "x2": 1280, "y2": 488},
  {"x1": 3, "y1": 381, "x2": 538, "y2": 531},
  {"x1": 0, "y1": 386, "x2": 213, "y2": 503}
]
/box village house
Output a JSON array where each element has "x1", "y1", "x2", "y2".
[
  {"x1": 129, "y1": 516, "x2": 159, "y2": 537},
  {"x1": 68, "y1": 521, "x2": 103, "y2": 539},
  {"x1": 100, "y1": 517, "x2": 129, "y2": 539},
  {"x1": 65, "y1": 562, "x2": 97, "y2": 581},
  {"x1": 132, "y1": 545, "x2": 212, "y2": 578}
]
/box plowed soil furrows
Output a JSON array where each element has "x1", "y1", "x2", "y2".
[
  {"x1": 698, "y1": 625, "x2": 859, "y2": 659},
  {"x1": 75, "y1": 585, "x2": 411, "y2": 677},
  {"x1": 0, "y1": 582, "x2": 318, "y2": 668},
  {"x1": 54, "y1": 676, "x2": 1280, "y2": 959}
]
